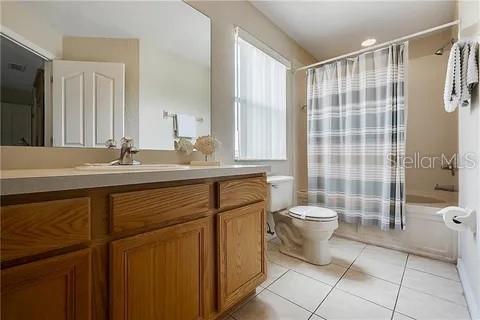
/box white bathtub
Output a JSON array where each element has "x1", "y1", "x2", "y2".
[{"x1": 297, "y1": 191, "x2": 458, "y2": 262}]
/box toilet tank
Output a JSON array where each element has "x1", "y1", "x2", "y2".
[{"x1": 267, "y1": 176, "x2": 294, "y2": 212}]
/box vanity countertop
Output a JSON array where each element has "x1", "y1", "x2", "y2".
[{"x1": 0, "y1": 165, "x2": 270, "y2": 196}]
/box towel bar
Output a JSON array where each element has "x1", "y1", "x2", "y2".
[{"x1": 162, "y1": 110, "x2": 204, "y2": 122}]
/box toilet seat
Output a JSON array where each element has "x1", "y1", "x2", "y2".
[{"x1": 288, "y1": 206, "x2": 338, "y2": 222}]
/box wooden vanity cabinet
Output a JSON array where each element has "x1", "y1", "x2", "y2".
[
  {"x1": 217, "y1": 202, "x2": 267, "y2": 310},
  {"x1": 110, "y1": 217, "x2": 211, "y2": 320},
  {"x1": 0, "y1": 174, "x2": 267, "y2": 320},
  {"x1": 1, "y1": 249, "x2": 91, "y2": 320}
]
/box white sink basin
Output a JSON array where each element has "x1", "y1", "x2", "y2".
[{"x1": 75, "y1": 163, "x2": 189, "y2": 171}]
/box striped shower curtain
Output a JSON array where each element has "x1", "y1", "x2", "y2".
[{"x1": 307, "y1": 43, "x2": 407, "y2": 230}]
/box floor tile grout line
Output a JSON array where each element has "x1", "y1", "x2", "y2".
[
  {"x1": 263, "y1": 287, "x2": 325, "y2": 315},
  {"x1": 231, "y1": 260, "x2": 299, "y2": 317},
  {"x1": 283, "y1": 267, "x2": 340, "y2": 287},
  {"x1": 308, "y1": 312, "x2": 327, "y2": 320},
  {"x1": 394, "y1": 310, "x2": 416, "y2": 320},
  {"x1": 406, "y1": 265, "x2": 461, "y2": 282},
  {"x1": 267, "y1": 239, "x2": 466, "y2": 320},
  {"x1": 268, "y1": 250, "x2": 349, "y2": 270},
  {"x1": 395, "y1": 256, "x2": 469, "y2": 310},
  {"x1": 311, "y1": 244, "x2": 367, "y2": 316},
  {"x1": 261, "y1": 267, "x2": 289, "y2": 290},
  {"x1": 229, "y1": 284, "x2": 268, "y2": 317},
  {"x1": 391, "y1": 253, "x2": 409, "y2": 319},
  {"x1": 400, "y1": 283, "x2": 470, "y2": 307},
  {"x1": 332, "y1": 286, "x2": 397, "y2": 312},
  {"x1": 347, "y1": 267, "x2": 404, "y2": 286}
]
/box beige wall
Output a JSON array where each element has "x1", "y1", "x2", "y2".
[
  {"x1": 188, "y1": 1, "x2": 316, "y2": 177},
  {"x1": 63, "y1": 37, "x2": 140, "y2": 144},
  {"x1": 406, "y1": 30, "x2": 458, "y2": 195},
  {"x1": 294, "y1": 69, "x2": 309, "y2": 193},
  {"x1": 0, "y1": 146, "x2": 204, "y2": 169},
  {"x1": 0, "y1": 2, "x2": 63, "y2": 58},
  {"x1": 139, "y1": 45, "x2": 210, "y2": 150},
  {"x1": 1, "y1": 1, "x2": 315, "y2": 170}
]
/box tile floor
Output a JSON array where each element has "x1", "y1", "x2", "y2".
[{"x1": 228, "y1": 237, "x2": 471, "y2": 320}]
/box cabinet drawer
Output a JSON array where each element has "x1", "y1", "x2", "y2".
[
  {"x1": 110, "y1": 183, "x2": 212, "y2": 232},
  {"x1": 1, "y1": 198, "x2": 91, "y2": 261},
  {"x1": 218, "y1": 177, "x2": 267, "y2": 210}
]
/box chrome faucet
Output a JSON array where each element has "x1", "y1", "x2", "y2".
[
  {"x1": 106, "y1": 137, "x2": 140, "y2": 165},
  {"x1": 441, "y1": 159, "x2": 456, "y2": 176}
]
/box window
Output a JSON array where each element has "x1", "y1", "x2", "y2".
[{"x1": 234, "y1": 27, "x2": 289, "y2": 160}]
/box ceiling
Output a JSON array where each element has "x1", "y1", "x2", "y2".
[
  {"x1": 17, "y1": 1, "x2": 210, "y2": 66},
  {"x1": 251, "y1": 1, "x2": 456, "y2": 61}
]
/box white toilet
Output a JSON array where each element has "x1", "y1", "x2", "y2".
[{"x1": 267, "y1": 176, "x2": 338, "y2": 265}]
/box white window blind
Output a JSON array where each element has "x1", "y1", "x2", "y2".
[{"x1": 235, "y1": 28, "x2": 288, "y2": 160}]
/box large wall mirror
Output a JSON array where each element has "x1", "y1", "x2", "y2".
[{"x1": 0, "y1": 1, "x2": 211, "y2": 150}]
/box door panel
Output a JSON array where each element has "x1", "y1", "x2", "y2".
[
  {"x1": 63, "y1": 72, "x2": 84, "y2": 146},
  {"x1": 94, "y1": 73, "x2": 114, "y2": 146},
  {"x1": 1, "y1": 249, "x2": 91, "y2": 320},
  {"x1": 217, "y1": 201, "x2": 266, "y2": 311},
  {"x1": 52, "y1": 60, "x2": 124, "y2": 147},
  {"x1": 111, "y1": 217, "x2": 210, "y2": 320}
]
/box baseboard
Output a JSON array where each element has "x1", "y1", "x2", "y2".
[{"x1": 458, "y1": 258, "x2": 480, "y2": 320}]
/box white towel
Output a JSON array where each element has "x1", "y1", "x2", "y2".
[
  {"x1": 465, "y1": 41, "x2": 479, "y2": 105},
  {"x1": 460, "y1": 42, "x2": 471, "y2": 106},
  {"x1": 444, "y1": 42, "x2": 462, "y2": 112},
  {"x1": 175, "y1": 113, "x2": 197, "y2": 138}
]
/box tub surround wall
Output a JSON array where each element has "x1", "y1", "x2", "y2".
[{"x1": 406, "y1": 30, "x2": 458, "y2": 196}]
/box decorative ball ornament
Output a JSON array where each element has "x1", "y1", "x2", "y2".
[
  {"x1": 193, "y1": 135, "x2": 220, "y2": 157},
  {"x1": 175, "y1": 137, "x2": 194, "y2": 155},
  {"x1": 191, "y1": 135, "x2": 221, "y2": 166}
]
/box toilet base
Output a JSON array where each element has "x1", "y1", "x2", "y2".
[
  {"x1": 272, "y1": 210, "x2": 337, "y2": 266},
  {"x1": 303, "y1": 239, "x2": 332, "y2": 265},
  {"x1": 277, "y1": 241, "x2": 331, "y2": 266}
]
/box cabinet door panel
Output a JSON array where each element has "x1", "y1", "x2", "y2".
[
  {"x1": 217, "y1": 202, "x2": 266, "y2": 311},
  {"x1": 1, "y1": 249, "x2": 91, "y2": 320},
  {"x1": 111, "y1": 217, "x2": 210, "y2": 320}
]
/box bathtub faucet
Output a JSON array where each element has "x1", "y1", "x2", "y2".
[
  {"x1": 434, "y1": 184, "x2": 457, "y2": 192},
  {"x1": 441, "y1": 160, "x2": 456, "y2": 176}
]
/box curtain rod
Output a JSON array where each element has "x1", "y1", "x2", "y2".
[{"x1": 296, "y1": 20, "x2": 460, "y2": 72}]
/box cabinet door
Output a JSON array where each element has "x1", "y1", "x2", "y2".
[
  {"x1": 217, "y1": 201, "x2": 266, "y2": 311},
  {"x1": 1, "y1": 249, "x2": 91, "y2": 320},
  {"x1": 111, "y1": 217, "x2": 210, "y2": 320}
]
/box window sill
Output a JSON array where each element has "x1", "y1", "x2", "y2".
[{"x1": 234, "y1": 158, "x2": 288, "y2": 162}]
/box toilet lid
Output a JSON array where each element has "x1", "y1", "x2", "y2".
[{"x1": 288, "y1": 206, "x2": 338, "y2": 221}]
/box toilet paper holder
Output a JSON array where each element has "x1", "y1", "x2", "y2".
[{"x1": 437, "y1": 206, "x2": 477, "y2": 234}]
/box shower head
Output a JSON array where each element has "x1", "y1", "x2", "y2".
[{"x1": 434, "y1": 38, "x2": 456, "y2": 56}]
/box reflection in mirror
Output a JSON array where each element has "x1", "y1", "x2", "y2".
[{"x1": 0, "y1": 1, "x2": 211, "y2": 150}]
